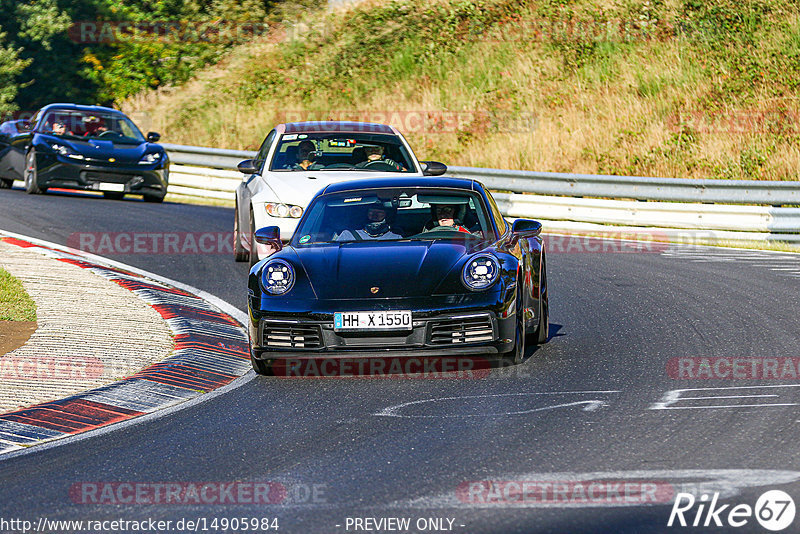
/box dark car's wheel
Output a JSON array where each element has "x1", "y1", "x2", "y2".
[
  {"x1": 250, "y1": 351, "x2": 274, "y2": 376},
  {"x1": 532, "y1": 257, "x2": 550, "y2": 344},
  {"x1": 103, "y1": 192, "x2": 125, "y2": 200},
  {"x1": 24, "y1": 151, "x2": 44, "y2": 194},
  {"x1": 143, "y1": 194, "x2": 165, "y2": 203},
  {"x1": 0, "y1": 178, "x2": 12, "y2": 189},
  {"x1": 234, "y1": 201, "x2": 249, "y2": 262},
  {"x1": 248, "y1": 210, "x2": 259, "y2": 268},
  {"x1": 504, "y1": 278, "x2": 526, "y2": 365}
]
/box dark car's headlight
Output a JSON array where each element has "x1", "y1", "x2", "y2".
[
  {"x1": 462, "y1": 255, "x2": 500, "y2": 291},
  {"x1": 51, "y1": 143, "x2": 84, "y2": 160},
  {"x1": 261, "y1": 259, "x2": 295, "y2": 295},
  {"x1": 139, "y1": 152, "x2": 162, "y2": 165}
]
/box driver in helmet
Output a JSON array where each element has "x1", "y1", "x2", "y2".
[
  {"x1": 354, "y1": 145, "x2": 404, "y2": 171},
  {"x1": 333, "y1": 204, "x2": 402, "y2": 241}
]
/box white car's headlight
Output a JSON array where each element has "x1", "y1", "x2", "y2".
[
  {"x1": 139, "y1": 152, "x2": 162, "y2": 165},
  {"x1": 262, "y1": 259, "x2": 295, "y2": 295},
  {"x1": 51, "y1": 143, "x2": 84, "y2": 159},
  {"x1": 462, "y1": 255, "x2": 500, "y2": 291},
  {"x1": 265, "y1": 203, "x2": 303, "y2": 218}
]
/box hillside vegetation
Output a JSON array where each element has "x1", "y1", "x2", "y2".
[{"x1": 126, "y1": 0, "x2": 800, "y2": 180}]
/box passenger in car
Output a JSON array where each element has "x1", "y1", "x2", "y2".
[{"x1": 422, "y1": 204, "x2": 471, "y2": 233}]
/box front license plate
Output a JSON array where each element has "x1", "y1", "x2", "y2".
[
  {"x1": 98, "y1": 183, "x2": 125, "y2": 192},
  {"x1": 334, "y1": 311, "x2": 412, "y2": 331}
]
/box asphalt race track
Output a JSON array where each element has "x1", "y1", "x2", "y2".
[{"x1": 2, "y1": 186, "x2": 800, "y2": 533}]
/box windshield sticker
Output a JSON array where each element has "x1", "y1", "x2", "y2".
[
  {"x1": 343, "y1": 197, "x2": 362, "y2": 203},
  {"x1": 298, "y1": 134, "x2": 308, "y2": 139},
  {"x1": 283, "y1": 134, "x2": 298, "y2": 141},
  {"x1": 299, "y1": 235, "x2": 311, "y2": 244}
]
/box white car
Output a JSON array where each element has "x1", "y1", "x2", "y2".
[{"x1": 234, "y1": 121, "x2": 447, "y2": 265}]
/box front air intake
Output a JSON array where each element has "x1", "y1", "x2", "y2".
[
  {"x1": 262, "y1": 322, "x2": 322, "y2": 349},
  {"x1": 429, "y1": 314, "x2": 494, "y2": 345}
]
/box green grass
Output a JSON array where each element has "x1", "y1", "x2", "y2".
[
  {"x1": 126, "y1": 0, "x2": 800, "y2": 181},
  {"x1": 0, "y1": 268, "x2": 36, "y2": 321}
]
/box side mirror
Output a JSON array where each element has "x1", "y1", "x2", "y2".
[
  {"x1": 421, "y1": 161, "x2": 447, "y2": 176},
  {"x1": 17, "y1": 120, "x2": 32, "y2": 132},
  {"x1": 147, "y1": 131, "x2": 161, "y2": 142},
  {"x1": 511, "y1": 219, "x2": 542, "y2": 237},
  {"x1": 254, "y1": 226, "x2": 282, "y2": 251},
  {"x1": 237, "y1": 159, "x2": 259, "y2": 175}
]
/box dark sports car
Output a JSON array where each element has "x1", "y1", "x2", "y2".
[
  {"x1": 0, "y1": 103, "x2": 168, "y2": 202},
  {"x1": 247, "y1": 176, "x2": 549, "y2": 375}
]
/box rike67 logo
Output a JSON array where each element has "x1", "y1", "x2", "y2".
[{"x1": 668, "y1": 490, "x2": 795, "y2": 531}]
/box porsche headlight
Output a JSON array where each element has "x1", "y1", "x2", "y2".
[
  {"x1": 265, "y1": 203, "x2": 303, "y2": 218},
  {"x1": 262, "y1": 259, "x2": 295, "y2": 295},
  {"x1": 51, "y1": 143, "x2": 84, "y2": 160},
  {"x1": 139, "y1": 152, "x2": 162, "y2": 165},
  {"x1": 462, "y1": 255, "x2": 500, "y2": 291}
]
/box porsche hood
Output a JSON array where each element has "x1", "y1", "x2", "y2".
[{"x1": 287, "y1": 241, "x2": 480, "y2": 299}]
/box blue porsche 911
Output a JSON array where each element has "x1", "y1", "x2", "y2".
[{"x1": 246, "y1": 176, "x2": 549, "y2": 375}]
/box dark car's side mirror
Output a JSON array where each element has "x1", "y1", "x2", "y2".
[
  {"x1": 511, "y1": 219, "x2": 542, "y2": 237},
  {"x1": 146, "y1": 132, "x2": 161, "y2": 142},
  {"x1": 238, "y1": 159, "x2": 259, "y2": 175},
  {"x1": 254, "y1": 226, "x2": 282, "y2": 251},
  {"x1": 421, "y1": 161, "x2": 447, "y2": 176}
]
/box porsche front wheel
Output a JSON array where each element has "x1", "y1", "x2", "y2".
[
  {"x1": 504, "y1": 278, "x2": 527, "y2": 365},
  {"x1": 532, "y1": 258, "x2": 549, "y2": 344}
]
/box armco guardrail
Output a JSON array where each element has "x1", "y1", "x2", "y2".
[
  {"x1": 161, "y1": 143, "x2": 800, "y2": 242},
  {"x1": 447, "y1": 166, "x2": 800, "y2": 205}
]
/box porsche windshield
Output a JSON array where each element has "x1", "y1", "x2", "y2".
[
  {"x1": 39, "y1": 110, "x2": 146, "y2": 144},
  {"x1": 292, "y1": 189, "x2": 494, "y2": 245},
  {"x1": 270, "y1": 133, "x2": 415, "y2": 172}
]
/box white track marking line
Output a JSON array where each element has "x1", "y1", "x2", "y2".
[
  {"x1": 375, "y1": 391, "x2": 620, "y2": 418},
  {"x1": 650, "y1": 385, "x2": 800, "y2": 411}
]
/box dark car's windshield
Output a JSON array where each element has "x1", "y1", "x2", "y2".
[
  {"x1": 39, "y1": 110, "x2": 146, "y2": 144},
  {"x1": 269, "y1": 133, "x2": 415, "y2": 172},
  {"x1": 292, "y1": 188, "x2": 494, "y2": 245}
]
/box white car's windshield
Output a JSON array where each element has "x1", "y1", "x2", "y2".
[
  {"x1": 270, "y1": 133, "x2": 415, "y2": 172},
  {"x1": 292, "y1": 188, "x2": 493, "y2": 245}
]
